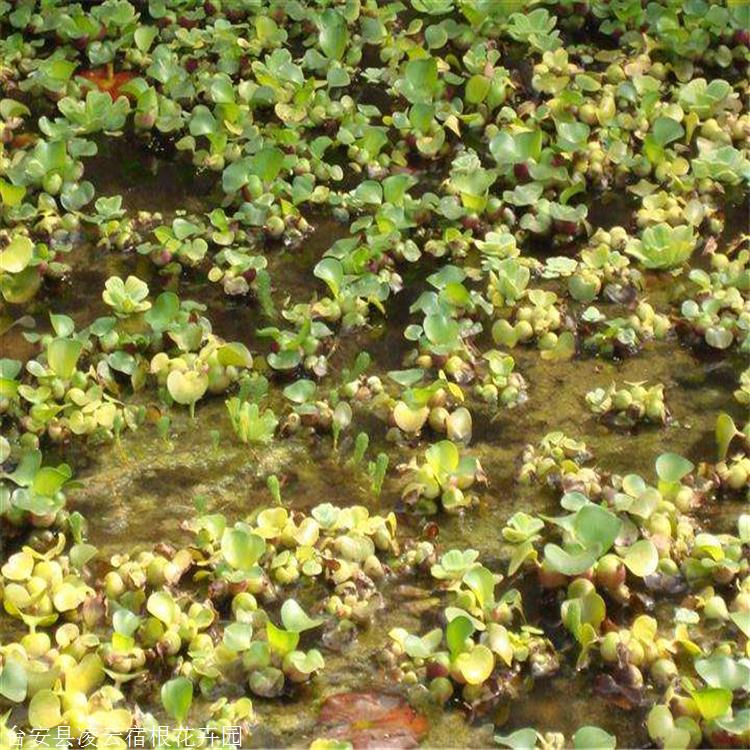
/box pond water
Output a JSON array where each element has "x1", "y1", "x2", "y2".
[
  {"x1": 2, "y1": 133, "x2": 745, "y2": 747},
  {"x1": 1, "y1": 6, "x2": 749, "y2": 749}
]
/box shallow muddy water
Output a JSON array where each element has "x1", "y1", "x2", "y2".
[{"x1": 1, "y1": 131, "x2": 745, "y2": 747}]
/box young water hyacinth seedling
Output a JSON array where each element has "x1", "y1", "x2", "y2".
[
  {"x1": 258, "y1": 318, "x2": 333, "y2": 377},
  {"x1": 712, "y1": 413, "x2": 750, "y2": 498},
  {"x1": 580, "y1": 302, "x2": 671, "y2": 358},
  {"x1": 0, "y1": 446, "x2": 78, "y2": 527},
  {"x1": 401, "y1": 440, "x2": 485, "y2": 514},
  {"x1": 517, "y1": 432, "x2": 595, "y2": 490},
  {"x1": 626, "y1": 223, "x2": 697, "y2": 270},
  {"x1": 102, "y1": 275, "x2": 151, "y2": 317},
  {"x1": 474, "y1": 351, "x2": 528, "y2": 409},
  {"x1": 143, "y1": 216, "x2": 209, "y2": 269},
  {"x1": 208, "y1": 247, "x2": 270, "y2": 299},
  {"x1": 387, "y1": 372, "x2": 471, "y2": 443},
  {"x1": 226, "y1": 397, "x2": 278, "y2": 445},
  {"x1": 585, "y1": 381, "x2": 668, "y2": 427},
  {"x1": 678, "y1": 241, "x2": 750, "y2": 352}
]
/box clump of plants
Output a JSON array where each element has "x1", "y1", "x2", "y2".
[{"x1": 585, "y1": 381, "x2": 669, "y2": 427}]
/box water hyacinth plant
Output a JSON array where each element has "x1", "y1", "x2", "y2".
[{"x1": 0, "y1": 0, "x2": 748, "y2": 747}]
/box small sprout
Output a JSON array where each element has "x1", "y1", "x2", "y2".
[
  {"x1": 156, "y1": 415, "x2": 171, "y2": 444},
  {"x1": 331, "y1": 401, "x2": 352, "y2": 451},
  {"x1": 368, "y1": 453, "x2": 389, "y2": 498},
  {"x1": 267, "y1": 474, "x2": 282, "y2": 505},
  {"x1": 256, "y1": 269, "x2": 275, "y2": 318},
  {"x1": 193, "y1": 495, "x2": 208, "y2": 513},
  {"x1": 168, "y1": 369, "x2": 209, "y2": 419},
  {"x1": 350, "y1": 432, "x2": 369, "y2": 467},
  {"x1": 210, "y1": 429, "x2": 221, "y2": 450}
]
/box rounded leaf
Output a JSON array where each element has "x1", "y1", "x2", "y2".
[
  {"x1": 167, "y1": 369, "x2": 208, "y2": 406},
  {"x1": 623, "y1": 540, "x2": 659, "y2": 578},
  {"x1": 161, "y1": 677, "x2": 193, "y2": 723},
  {"x1": 454, "y1": 644, "x2": 494, "y2": 685},
  {"x1": 655, "y1": 453, "x2": 694, "y2": 484},
  {"x1": 0, "y1": 235, "x2": 33, "y2": 273}
]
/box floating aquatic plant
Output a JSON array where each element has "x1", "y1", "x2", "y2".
[{"x1": 0, "y1": 1, "x2": 748, "y2": 747}]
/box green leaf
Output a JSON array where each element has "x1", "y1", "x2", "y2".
[
  {"x1": 49, "y1": 314, "x2": 74, "y2": 337},
  {"x1": 544, "y1": 544, "x2": 596, "y2": 575},
  {"x1": 314, "y1": 257, "x2": 344, "y2": 297},
  {"x1": 651, "y1": 116, "x2": 684, "y2": 147},
  {"x1": 28, "y1": 690, "x2": 62, "y2": 730},
  {"x1": 690, "y1": 687, "x2": 732, "y2": 721},
  {"x1": 622, "y1": 539, "x2": 659, "y2": 578},
  {"x1": 454, "y1": 644, "x2": 494, "y2": 685},
  {"x1": 425, "y1": 440, "x2": 459, "y2": 474},
  {"x1": 267, "y1": 350, "x2": 301, "y2": 371},
  {"x1": 0, "y1": 656, "x2": 27, "y2": 702},
  {"x1": 655, "y1": 453, "x2": 694, "y2": 484},
  {"x1": 716, "y1": 413, "x2": 739, "y2": 461},
  {"x1": 556, "y1": 121, "x2": 590, "y2": 151},
  {"x1": 223, "y1": 622, "x2": 254, "y2": 652},
  {"x1": 318, "y1": 9, "x2": 348, "y2": 61},
  {"x1": 462, "y1": 566, "x2": 497, "y2": 611},
  {"x1": 540, "y1": 331, "x2": 576, "y2": 362},
  {"x1": 221, "y1": 527, "x2": 265, "y2": 570},
  {"x1": 423, "y1": 313, "x2": 459, "y2": 348},
  {"x1": 216, "y1": 342, "x2": 253, "y2": 368},
  {"x1": 266, "y1": 620, "x2": 299, "y2": 656},
  {"x1": 145, "y1": 292, "x2": 179, "y2": 330},
  {"x1": 280, "y1": 599, "x2": 323, "y2": 632},
  {"x1": 490, "y1": 130, "x2": 543, "y2": 166},
  {"x1": 465, "y1": 74, "x2": 490, "y2": 104},
  {"x1": 134, "y1": 26, "x2": 157, "y2": 51},
  {"x1": 161, "y1": 677, "x2": 193, "y2": 724},
  {"x1": 47, "y1": 338, "x2": 83, "y2": 379},
  {"x1": 0, "y1": 235, "x2": 33, "y2": 273},
  {"x1": 0, "y1": 180, "x2": 26, "y2": 207},
  {"x1": 167, "y1": 369, "x2": 208, "y2": 407},
  {"x1": 695, "y1": 655, "x2": 750, "y2": 691},
  {"x1": 283, "y1": 649, "x2": 324, "y2": 676},
  {"x1": 147, "y1": 591, "x2": 179, "y2": 626},
  {"x1": 402, "y1": 57, "x2": 438, "y2": 103},
  {"x1": 252, "y1": 146, "x2": 284, "y2": 183},
  {"x1": 446, "y1": 614, "x2": 474, "y2": 657},
  {"x1": 573, "y1": 726, "x2": 616, "y2": 750},
  {"x1": 574, "y1": 504, "x2": 621, "y2": 555},
  {"x1": 60, "y1": 180, "x2": 94, "y2": 211},
  {"x1": 730, "y1": 611, "x2": 750, "y2": 638},
  {"x1": 495, "y1": 728, "x2": 539, "y2": 750},
  {"x1": 283, "y1": 379, "x2": 316, "y2": 404},
  {"x1": 32, "y1": 466, "x2": 70, "y2": 497},
  {"x1": 714, "y1": 709, "x2": 750, "y2": 737}
]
